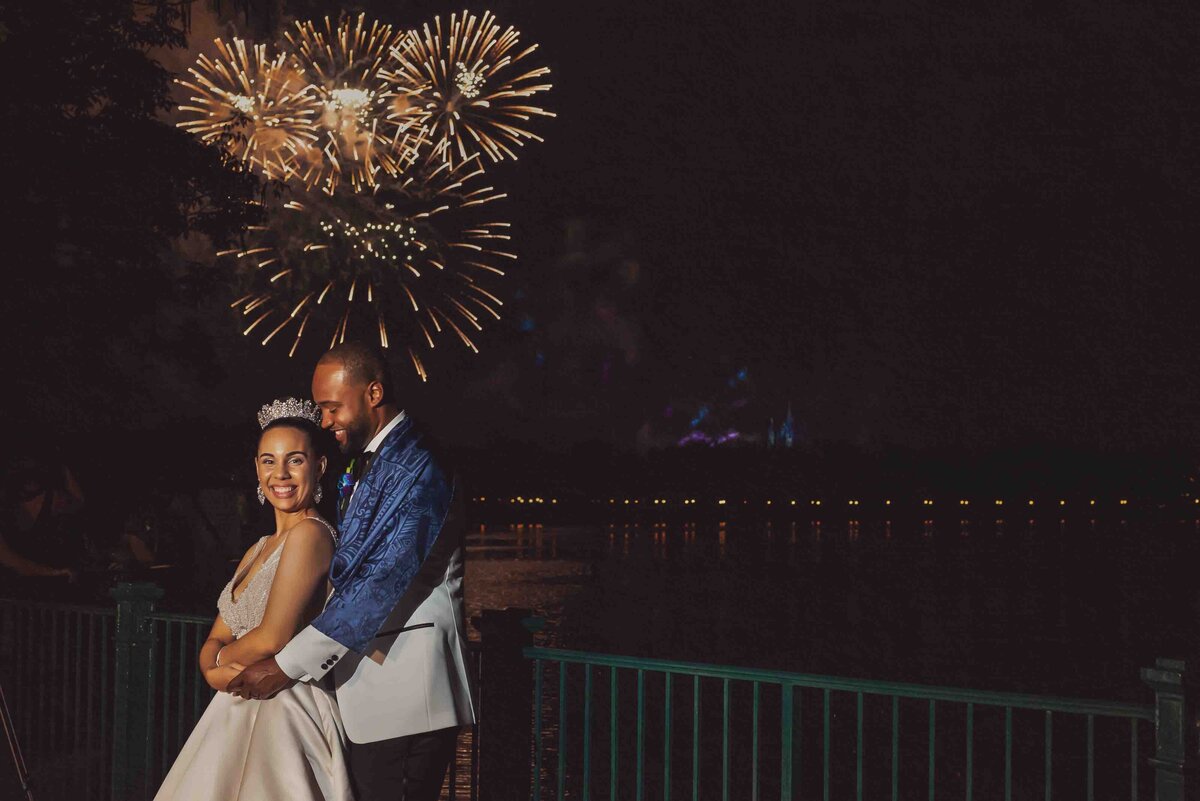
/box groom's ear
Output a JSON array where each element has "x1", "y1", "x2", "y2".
[{"x1": 366, "y1": 380, "x2": 385, "y2": 407}]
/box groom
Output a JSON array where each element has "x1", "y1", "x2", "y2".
[{"x1": 230, "y1": 341, "x2": 476, "y2": 801}]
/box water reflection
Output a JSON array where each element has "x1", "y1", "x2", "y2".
[{"x1": 465, "y1": 518, "x2": 1200, "y2": 700}]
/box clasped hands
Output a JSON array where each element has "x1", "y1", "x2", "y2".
[{"x1": 224, "y1": 657, "x2": 296, "y2": 700}]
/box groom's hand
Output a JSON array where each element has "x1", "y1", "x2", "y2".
[{"x1": 227, "y1": 657, "x2": 295, "y2": 700}]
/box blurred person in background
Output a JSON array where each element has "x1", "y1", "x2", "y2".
[{"x1": 1, "y1": 456, "x2": 84, "y2": 590}]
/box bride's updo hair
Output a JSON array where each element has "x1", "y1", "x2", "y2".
[{"x1": 259, "y1": 416, "x2": 326, "y2": 452}]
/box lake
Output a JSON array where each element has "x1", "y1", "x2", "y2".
[{"x1": 464, "y1": 517, "x2": 1200, "y2": 700}]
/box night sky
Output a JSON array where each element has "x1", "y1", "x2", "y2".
[{"x1": 8, "y1": 1, "x2": 1200, "y2": 454}]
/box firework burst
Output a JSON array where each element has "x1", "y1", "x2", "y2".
[
  {"x1": 224, "y1": 155, "x2": 511, "y2": 379},
  {"x1": 176, "y1": 38, "x2": 321, "y2": 180},
  {"x1": 284, "y1": 14, "x2": 428, "y2": 194},
  {"x1": 383, "y1": 10, "x2": 555, "y2": 167}
]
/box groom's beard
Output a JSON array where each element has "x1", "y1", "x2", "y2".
[{"x1": 339, "y1": 417, "x2": 373, "y2": 456}]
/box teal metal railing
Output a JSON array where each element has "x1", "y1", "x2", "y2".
[
  {"x1": 526, "y1": 648, "x2": 1186, "y2": 801},
  {"x1": 0, "y1": 598, "x2": 115, "y2": 801},
  {"x1": 0, "y1": 586, "x2": 1185, "y2": 801},
  {"x1": 0, "y1": 584, "x2": 481, "y2": 801}
]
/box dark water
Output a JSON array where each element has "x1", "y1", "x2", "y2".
[{"x1": 465, "y1": 517, "x2": 1200, "y2": 701}]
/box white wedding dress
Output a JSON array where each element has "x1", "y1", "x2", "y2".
[{"x1": 154, "y1": 524, "x2": 354, "y2": 801}]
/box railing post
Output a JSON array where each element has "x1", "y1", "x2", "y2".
[
  {"x1": 474, "y1": 608, "x2": 543, "y2": 801},
  {"x1": 1142, "y1": 658, "x2": 1186, "y2": 801},
  {"x1": 110, "y1": 582, "x2": 163, "y2": 801}
]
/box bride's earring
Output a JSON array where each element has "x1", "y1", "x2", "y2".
[
  {"x1": 256, "y1": 486, "x2": 265, "y2": 505},
  {"x1": 314, "y1": 485, "x2": 324, "y2": 504}
]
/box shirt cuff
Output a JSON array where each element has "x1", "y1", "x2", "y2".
[{"x1": 276, "y1": 625, "x2": 350, "y2": 681}]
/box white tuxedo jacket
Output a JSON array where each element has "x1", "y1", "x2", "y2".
[{"x1": 276, "y1": 493, "x2": 476, "y2": 743}]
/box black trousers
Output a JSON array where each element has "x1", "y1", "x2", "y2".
[{"x1": 347, "y1": 726, "x2": 460, "y2": 801}]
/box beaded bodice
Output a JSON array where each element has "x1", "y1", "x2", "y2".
[{"x1": 216, "y1": 518, "x2": 337, "y2": 639}]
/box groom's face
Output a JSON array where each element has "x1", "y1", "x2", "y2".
[{"x1": 312, "y1": 361, "x2": 376, "y2": 456}]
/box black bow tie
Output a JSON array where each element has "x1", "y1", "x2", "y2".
[{"x1": 351, "y1": 451, "x2": 375, "y2": 483}]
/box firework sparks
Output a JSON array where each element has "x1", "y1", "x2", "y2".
[
  {"x1": 383, "y1": 10, "x2": 555, "y2": 167},
  {"x1": 176, "y1": 38, "x2": 321, "y2": 180},
  {"x1": 285, "y1": 14, "x2": 427, "y2": 194},
  {"x1": 225, "y1": 155, "x2": 511, "y2": 377}
]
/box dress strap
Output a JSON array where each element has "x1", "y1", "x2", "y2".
[
  {"x1": 307, "y1": 516, "x2": 340, "y2": 543},
  {"x1": 286, "y1": 514, "x2": 339, "y2": 544}
]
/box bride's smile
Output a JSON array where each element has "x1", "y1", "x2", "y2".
[{"x1": 256, "y1": 424, "x2": 327, "y2": 516}]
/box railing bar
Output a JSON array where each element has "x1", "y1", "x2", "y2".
[
  {"x1": 663, "y1": 671, "x2": 671, "y2": 801},
  {"x1": 193, "y1": 625, "x2": 204, "y2": 723},
  {"x1": 559, "y1": 662, "x2": 568, "y2": 801},
  {"x1": 178, "y1": 620, "x2": 188, "y2": 748},
  {"x1": 1129, "y1": 718, "x2": 1137, "y2": 801},
  {"x1": 856, "y1": 692, "x2": 864, "y2": 801},
  {"x1": 44, "y1": 606, "x2": 54, "y2": 756},
  {"x1": 534, "y1": 658, "x2": 543, "y2": 801},
  {"x1": 101, "y1": 614, "x2": 111, "y2": 792},
  {"x1": 86, "y1": 612, "x2": 97, "y2": 794},
  {"x1": 24, "y1": 607, "x2": 33, "y2": 755},
  {"x1": 522, "y1": 648, "x2": 1154, "y2": 719},
  {"x1": 751, "y1": 681, "x2": 759, "y2": 801},
  {"x1": 928, "y1": 699, "x2": 936, "y2": 801},
  {"x1": 7, "y1": 608, "x2": 17, "y2": 748},
  {"x1": 823, "y1": 688, "x2": 831, "y2": 801},
  {"x1": 966, "y1": 702, "x2": 974, "y2": 801},
  {"x1": 780, "y1": 684, "x2": 793, "y2": 801},
  {"x1": 692, "y1": 675, "x2": 700, "y2": 801},
  {"x1": 162, "y1": 620, "x2": 172, "y2": 772},
  {"x1": 891, "y1": 696, "x2": 899, "y2": 801},
  {"x1": 64, "y1": 609, "x2": 72, "y2": 759},
  {"x1": 1086, "y1": 713, "x2": 1094, "y2": 801},
  {"x1": 638, "y1": 670, "x2": 646, "y2": 801},
  {"x1": 74, "y1": 612, "x2": 84, "y2": 754},
  {"x1": 1044, "y1": 711, "x2": 1052, "y2": 801},
  {"x1": 0, "y1": 599, "x2": 118, "y2": 616},
  {"x1": 722, "y1": 678, "x2": 730, "y2": 801},
  {"x1": 584, "y1": 664, "x2": 593, "y2": 801},
  {"x1": 27, "y1": 607, "x2": 36, "y2": 767},
  {"x1": 1004, "y1": 707, "x2": 1012, "y2": 801},
  {"x1": 612, "y1": 668, "x2": 620, "y2": 801},
  {"x1": 45, "y1": 607, "x2": 53, "y2": 754},
  {"x1": 797, "y1": 683, "x2": 802, "y2": 792},
  {"x1": 18, "y1": 607, "x2": 27, "y2": 749},
  {"x1": 145, "y1": 612, "x2": 213, "y2": 624},
  {"x1": 58, "y1": 605, "x2": 67, "y2": 754},
  {"x1": 145, "y1": 617, "x2": 158, "y2": 799},
  {"x1": 24, "y1": 606, "x2": 31, "y2": 750}
]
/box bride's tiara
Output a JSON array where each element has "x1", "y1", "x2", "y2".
[{"x1": 257, "y1": 397, "x2": 322, "y2": 429}]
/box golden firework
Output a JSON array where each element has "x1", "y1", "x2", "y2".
[
  {"x1": 284, "y1": 14, "x2": 427, "y2": 194},
  {"x1": 224, "y1": 155, "x2": 511, "y2": 378},
  {"x1": 383, "y1": 10, "x2": 555, "y2": 167},
  {"x1": 176, "y1": 38, "x2": 320, "y2": 181}
]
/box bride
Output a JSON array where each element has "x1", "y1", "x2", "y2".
[{"x1": 155, "y1": 398, "x2": 353, "y2": 801}]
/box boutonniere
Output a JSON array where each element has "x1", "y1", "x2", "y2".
[{"x1": 337, "y1": 460, "x2": 356, "y2": 505}]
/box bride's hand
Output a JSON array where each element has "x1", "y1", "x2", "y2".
[{"x1": 204, "y1": 664, "x2": 247, "y2": 693}]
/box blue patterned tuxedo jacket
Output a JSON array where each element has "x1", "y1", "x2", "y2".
[{"x1": 313, "y1": 415, "x2": 454, "y2": 653}]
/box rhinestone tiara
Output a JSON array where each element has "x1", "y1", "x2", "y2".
[{"x1": 257, "y1": 397, "x2": 322, "y2": 429}]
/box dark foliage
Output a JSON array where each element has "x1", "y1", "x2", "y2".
[{"x1": 0, "y1": 0, "x2": 262, "y2": 439}]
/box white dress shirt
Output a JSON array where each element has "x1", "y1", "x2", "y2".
[
  {"x1": 352, "y1": 410, "x2": 406, "y2": 498},
  {"x1": 363, "y1": 410, "x2": 407, "y2": 457}
]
